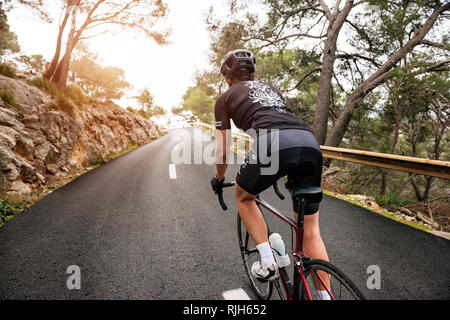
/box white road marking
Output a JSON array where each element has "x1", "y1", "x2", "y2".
[
  {"x1": 222, "y1": 288, "x2": 251, "y2": 300},
  {"x1": 169, "y1": 164, "x2": 177, "y2": 179}
]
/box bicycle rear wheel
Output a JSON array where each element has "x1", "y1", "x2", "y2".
[
  {"x1": 237, "y1": 214, "x2": 273, "y2": 300},
  {"x1": 296, "y1": 259, "x2": 366, "y2": 300}
]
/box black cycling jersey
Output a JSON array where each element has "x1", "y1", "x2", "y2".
[
  {"x1": 214, "y1": 81, "x2": 311, "y2": 132},
  {"x1": 215, "y1": 80, "x2": 323, "y2": 212}
]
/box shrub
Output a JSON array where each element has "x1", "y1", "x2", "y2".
[
  {"x1": 29, "y1": 77, "x2": 59, "y2": 97},
  {"x1": 50, "y1": 91, "x2": 78, "y2": 118},
  {"x1": 0, "y1": 62, "x2": 17, "y2": 78},
  {"x1": 66, "y1": 84, "x2": 91, "y2": 105},
  {"x1": 88, "y1": 156, "x2": 105, "y2": 167},
  {"x1": 0, "y1": 199, "x2": 24, "y2": 226},
  {"x1": 376, "y1": 193, "x2": 414, "y2": 209},
  {"x1": 0, "y1": 88, "x2": 17, "y2": 107},
  {"x1": 30, "y1": 77, "x2": 80, "y2": 117}
]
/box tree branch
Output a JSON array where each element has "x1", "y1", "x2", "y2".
[
  {"x1": 336, "y1": 52, "x2": 381, "y2": 67},
  {"x1": 252, "y1": 31, "x2": 327, "y2": 49},
  {"x1": 316, "y1": 0, "x2": 333, "y2": 20},
  {"x1": 419, "y1": 39, "x2": 450, "y2": 50},
  {"x1": 281, "y1": 66, "x2": 322, "y2": 92}
]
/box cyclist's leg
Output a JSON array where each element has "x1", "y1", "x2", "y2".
[
  {"x1": 234, "y1": 183, "x2": 268, "y2": 245},
  {"x1": 235, "y1": 148, "x2": 281, "y2": 280},
  {"x1": 235, "y1": 147, "x2": 278, "y2": 246},
  {"x1": 302, "y1": 211, "x2": 330, "y2": 291},
  {"x1": 292, "y1": 210, "x2": 329, "y2": 263},
  {"x1": 288, "y1": 147, "x2": 330, "y2": 293}
]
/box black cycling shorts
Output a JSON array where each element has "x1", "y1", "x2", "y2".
[{"x1": 236, "y1": 129, "x2": 323, "y2": 215}]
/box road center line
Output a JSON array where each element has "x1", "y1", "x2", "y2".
[
  {"x1": 222, "y1": 288, "x2": 250, "y2": 300},
  {"x1": 169, "y1": 164, "x2": 177, "y2": 180}
]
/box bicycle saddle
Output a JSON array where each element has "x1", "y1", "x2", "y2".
[{"x1": 284, "y1": 184, "x2": 323, "y2": 203}]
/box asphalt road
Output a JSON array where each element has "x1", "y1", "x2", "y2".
[{"x1": 0, "y1": 128, "x2": 449, "y2": 300}]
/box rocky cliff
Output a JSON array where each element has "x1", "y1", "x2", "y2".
[{"x1": 0, "y1": 75, "x2": 160, "y2": 201}]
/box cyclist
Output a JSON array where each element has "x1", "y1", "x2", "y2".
[{"x1": 210, "y1": 49, "x2": 329, "y2": 290}]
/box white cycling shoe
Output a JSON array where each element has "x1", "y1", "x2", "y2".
[
  {"x1": 269, "y1": 233, "x2": 291, "y2": 268},
  {"x1": 251, "y1": 261, "x2": 279, "y2": 282}
]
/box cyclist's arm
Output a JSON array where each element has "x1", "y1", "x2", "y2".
[
  {"x1": 214, "y1": 95, "x2": 231, "y2": 180},
  {"x1": 215, "y1": 129, "x2": 228, "y2": 180}
]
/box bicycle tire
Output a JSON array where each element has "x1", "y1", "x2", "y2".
[
  {"x1": 237, "y1": 213, "x2": 273, "y2": 300},
  {"x1": 295, "y1": 259, "x2": 366, "y2": 300}
]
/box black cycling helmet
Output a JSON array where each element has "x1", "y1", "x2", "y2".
[{"x1": 220, "y1": 49, "x2": 256, "y2": 78}]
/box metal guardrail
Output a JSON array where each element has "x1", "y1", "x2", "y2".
[
  {"x1": 187, "y1": 121, "x2": 450, "y2": 180},
  {"x1": 321, "y1": 146, "x2": 450, "y2": 180}
]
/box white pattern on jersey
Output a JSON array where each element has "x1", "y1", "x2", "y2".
[{"x1": 244, "y1": 81, "x2": 287, "y2": 113}]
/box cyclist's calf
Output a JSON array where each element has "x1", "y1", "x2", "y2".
[{"x1": 300, "y1": 211, "x2": 329, "y2": 262}]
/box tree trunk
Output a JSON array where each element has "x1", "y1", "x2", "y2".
[
  {"x1": 53, "y1": 47, "x2": 75, "y2": 91},
  {"x1": 409, "y1": 176, "x2": 424, "y2": 201},
  {"x1": 44, "y1": 4, "x2": 71, "y2": 80},
  {"x1": 52, "y1": 4, "x2": 79, "y2": 91},
  {"x1": 325, "y1": 2, "x2": 450, "y2": 148},
  {"x1": 313, "y1": 0, "x2": 354, "y2": 145},
  {"x1": 380, "y1": 107, "x2": 402, "y2": 195}
]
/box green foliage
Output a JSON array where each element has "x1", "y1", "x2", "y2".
[
  {"x1": 148, "y1": 105, "x2": 165, "y2": 118},
  {"x1": 0, "y1": 61, "x2": 17, "y2": 78},
  {"x1": 205, "y1": 0, "x2": 449, "y2": 206},
  {"x1": 53, "y1": 92, "x2": 78, "y2": 117},
  {"x1": 134, "y1": 89, "x2": 155, "y2": 111},
  {"x1": 0, "y1": 199, "x2": 23, "y2": 227},
  {"x1": 70, "y1": 43, "x2": 130, "y2": 101},
  {"x1": 182, "y1": 85, "x2": 215, "y2": 124},
  {"x1": 0, "y1": 88, "x2": 17, "y2": 107},
  {"x1": 65, "y1": 84, "x2": 97, "y2": 105},
  {"x1": 0, "y1": 2, "x2": 20, "y2": 56},
  {"x1": 29, "y1": 76, "x2": 59, "y2": 97},
  {"x1": 127, "y1": 105, "x2": 165, "y2": 120},
  {"x1": 30, "y1": 77, "x2": 78, "y2": 117},
  {"x1": 89, "y1": 156, "x2": 105, "y2": 167},
  {"x1": 16, "y1": 54, "x2": 45, "y2": 75},
  {"x1": 130, "y1": 89, "x2": 165, "y2": 119},
  {"x1": 376, "y1": 193, "x2": 414, "y2": 209},
  {"x1": 2, "y1": 0, "x2": 51, "y2": 23}
]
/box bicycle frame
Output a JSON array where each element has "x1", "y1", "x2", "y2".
[
  {"x1": 247, "y1": 195, "x2": 333, "y2": 301},
  {"x1": 216, "y1": 181, "x2": 334, "y2": 300}
]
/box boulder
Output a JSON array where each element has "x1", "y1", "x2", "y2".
[
  {"x1": 416, "y1": 212, "x2": 439, "y2": 229},
  {"x1": 400, "y1": 207, "x2": 415, "y2": 217},
  {"x1": 9, "y1": 180, "x2": 32, "y2": 196}
]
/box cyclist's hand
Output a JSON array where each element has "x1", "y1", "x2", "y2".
[{"x1": 210, "y1": 175, "x2": 225, "y2": 194}]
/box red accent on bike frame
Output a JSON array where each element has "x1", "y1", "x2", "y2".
[
  {"x1": 256, "y1": 198, "x2": 315, "y2": 300},
  {"x1": 299, "y1": 266, "x2": 312, "y2": 300},
  {"x1": 313, "y1": 270, "x2": 335, "y2": 300}
]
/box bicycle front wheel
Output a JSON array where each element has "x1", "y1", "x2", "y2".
[
  {"x1": 296, "y1": 259, "x2": 366, "y2": 300},
  {"x1": 237, "y1": 214, "x2": 273, "y2": 300}
]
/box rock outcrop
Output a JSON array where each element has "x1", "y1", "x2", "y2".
[{"x1": 0, "y1": 75, "x2": 159, "y2": 200}]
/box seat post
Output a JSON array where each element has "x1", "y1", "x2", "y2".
[{"x1": 297, "y1": 198, "x2": 306, "y2": 252}]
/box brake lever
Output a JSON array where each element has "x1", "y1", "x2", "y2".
[
  {"x1": 215, "y1": 181, "x2": 235, "y2": 211},
  {"x1": 273, "y1": 181, "x2": 285, "y2": 200},
  {"x1": 218, "y1": 190, "x2": 228, "y2": 211}
]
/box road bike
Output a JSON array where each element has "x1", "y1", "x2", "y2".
[{"x1": 215, "y1": 180, "x2": 366, "y2": 300}]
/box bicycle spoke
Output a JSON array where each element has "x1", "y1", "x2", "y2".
[
  {"x1": 300, "y1": 259, "x2": 366, "y2": 300},
  {"x1": 237, "y1": 215, "x2": 273, "y2": 300}
]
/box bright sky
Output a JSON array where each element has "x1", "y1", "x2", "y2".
[{"x1": 8, "y1": 0, "x2": 228, "y2": 111}]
